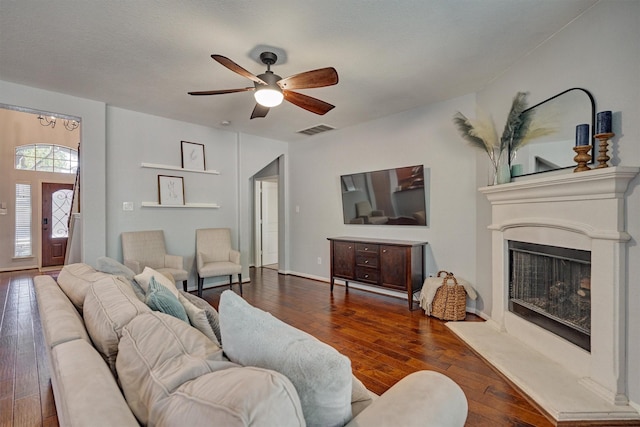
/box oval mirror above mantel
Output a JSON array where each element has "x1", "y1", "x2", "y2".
[{"x1": 510, "y1": 88, "x2": 595, "y2": 178}]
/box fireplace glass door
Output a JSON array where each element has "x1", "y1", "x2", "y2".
[{"x1": 508, "y1": 241, "x2": 591, "y2": 351}]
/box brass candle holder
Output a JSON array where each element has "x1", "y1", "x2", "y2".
[
  {"x1": 573, "y1": 145, "x2": 592, "y2": 172},
  {"x1": 594, "y1": 132, "x2": 615, "y2": 168}
]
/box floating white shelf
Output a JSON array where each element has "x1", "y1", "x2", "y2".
[
  {"x1": 141, "y1": 202, "x2": 220, "y2": 209},
  {"x1": 141, "y1": 162, "x2": 220, "y2": 175}
]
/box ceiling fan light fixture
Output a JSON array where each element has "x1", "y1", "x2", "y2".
[{"x1": 254, "y1": 86, "x2": 283, "y2": 107}]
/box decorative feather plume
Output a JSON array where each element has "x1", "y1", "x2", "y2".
[
  {"x1": 511, "y1": 104, "x2": 558, "y2": 153},
  {"x1": 453, "y1": 112, "x2": 497, "y2": 164},
  {"x1": 469, "y1": 107, "x2": 499, "y2": 152},
  {"x1": 500, "y1": 92, "x2": 530, "y2": 153},
  {"x1": 519, "y1": 126, "x2": 557, "y2": 147}
]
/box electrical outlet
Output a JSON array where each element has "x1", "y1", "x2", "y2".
[
  {"x1": 123, "y1": 202, "x2": 134, "y2": 211},
  {"x1": 317, "y1": 257, "x2": 322, "y2": 265}
]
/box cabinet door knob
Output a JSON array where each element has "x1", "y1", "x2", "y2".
[
  {"x1": 364, "y1": 260, "x2": 369, "y2": 264},
  {"x1": 364, "y1": 274, "x2": 369, "y2": 278},
  {"x1": 383, "y1": 249, "x2": 387, "y2": 253}
]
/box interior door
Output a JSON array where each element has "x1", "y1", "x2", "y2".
[{"x1": 41, "y1": 182, "x2": 74, "y2": 267}]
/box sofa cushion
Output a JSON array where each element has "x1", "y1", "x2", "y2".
[
  {"x1": 179, "y1": 290, "x2": 222, "y2": 344},
  {"x1": 95, "y1": 256, "x2": 146, "y2": 301},
  {"x1": 219, "y1": 290, "x2": 353, "y2": 427},
  {"x1": 145, "y1": 276, "x2": 189, "y2": 323},
  {"x1": 151, "y1": 367, "x2": 306, "y2": 427},
  {"x1": 350, "y1": 375, "x2": 375, "y2": 418},
  {"x1": 51, "y1": 339, "x2": 139, "y2": 427},
  {"x1": 134, "y1": 266, "x2": 179, "y2": 297},
  {"x1": 178, "y1": 293, "x2": 220, "y2": 345},
  {"x1": 33, "y1": 275, "x2": 90, "y2": 348},
  {"x1": 96, "y1": 256, "x2": 136, "y2": 279},
  {"x1": 83, "y1": 275, "x2": 150, "y2": 375},
  {"x1": 116, "y1": 311, "x2": 235, "y2": 425},
  {"x1": 56, "y1": 263, "x2": 112, "y2": 313}
]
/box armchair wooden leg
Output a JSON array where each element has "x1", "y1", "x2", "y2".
[
  {"x1": 198, "y1": 275, "x2": 204, "y2": 297},
  {"x1": 238, "y1": 274, "x2": 242, "y2": 296},
  {"x1": 182, "y1": 280, "x2": 188, "y2": 292},
  {"x1": 228, "y1": 275, "x2": 233, "y2": 292}
]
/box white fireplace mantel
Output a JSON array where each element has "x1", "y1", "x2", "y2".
[
  {"x1": 448, "y1": 166, "x2": 640, "y2": 424},
  {"x1": 480, "y1": 166, "x2": 639, "y2": 204}
]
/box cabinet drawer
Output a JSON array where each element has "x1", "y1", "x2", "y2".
[
  {"x1": 355, "y1": 267, "x2": 379, "y2": 284},
  {"x1": 356, "y1": 253, "x2": 378, "y2": 268},
  {"x1": 355, "y1": 243, "x2": 379, "y2": 253}
]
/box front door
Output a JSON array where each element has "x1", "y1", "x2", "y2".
[{"x1": 41, "y1": 183, "x2": 74, "y2": 267}]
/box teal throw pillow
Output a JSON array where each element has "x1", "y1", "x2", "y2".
[{"x1": 145, "y1": 276, "x2": 189, "y2": 323}]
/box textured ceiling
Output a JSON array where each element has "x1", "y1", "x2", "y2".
[{"x1": 0, "y1": 0, "x2": 597, "y2": 142}]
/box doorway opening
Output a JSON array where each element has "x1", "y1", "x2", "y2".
[
  {"x1": 254, "y1": 177, "x2": 278, "y2": 269},
  {"x1": 0, "y1": 104, "x2": 81, "y2": 271}
]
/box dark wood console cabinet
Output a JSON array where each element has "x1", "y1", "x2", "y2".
[{"x1": 328, "y1": 237, "x2": 428, "y2": 310}]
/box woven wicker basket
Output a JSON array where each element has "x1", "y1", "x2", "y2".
[{"x1": 431, "y1": 271, "x2": 467, "y2": 321}]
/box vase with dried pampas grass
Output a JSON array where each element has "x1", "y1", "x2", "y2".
[{"x1": 454, "y1": 92, "x2": 553, "y2": 184}]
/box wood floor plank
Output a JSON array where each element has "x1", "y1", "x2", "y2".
[{"x1": 13, "y1": 393, "x2": 42, "y2": 427}]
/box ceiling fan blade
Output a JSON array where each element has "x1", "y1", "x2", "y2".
[
  {"x1": 212, "y1": 55, "x2": 267, "y2": 85},
  {"x1": 277, "y1": 67, "x2": 338, "y2": 90},
  {"x1": 188, "y1": 87, "x2": 254, "y2": 96},
  {"x1": 250, "y1": 104, "x2": 270, "y2": 119},
  {"x1": 283, "y1": 91, "x2": 335, "y2": 115}
]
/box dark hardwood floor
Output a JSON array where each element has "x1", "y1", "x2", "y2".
[{"x1": 1, "y1": 267, "x2": 555, "y2": 427}]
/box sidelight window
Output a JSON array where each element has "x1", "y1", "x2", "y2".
[{"x1": 15, "y1": 183, "x2": 32, "y2": 257}]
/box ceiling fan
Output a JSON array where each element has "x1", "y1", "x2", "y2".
[{"x1": 189, "y1": 52, "x2": 338, "y2": 119}]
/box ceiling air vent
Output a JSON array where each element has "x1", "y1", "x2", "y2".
[{"x1": 297, "y1": 124, "x2": 335, "y2": 136}]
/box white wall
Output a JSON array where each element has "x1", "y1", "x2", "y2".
[
  {"x1": 287, "y1": 94, "x2": 482, "y2": 310},
  {"x1": 475, "y1": 0, "x2": 640, "y2": 408},
  {"x1": 0, "y1": 80, "x2": 107, "y2": 266},
  {"x1": 105, "y1": 107, "x2": 240, "y2": 289},
  {"x1": 105, "y1": 107, "x2": 288, "y2": 291}
]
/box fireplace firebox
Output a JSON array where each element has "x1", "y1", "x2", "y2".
[{"x1": 508, "y1": 240, "x2": 591, "y2": 351}]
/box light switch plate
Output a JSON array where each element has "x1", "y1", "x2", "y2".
[{"x1": 123, "y1": 202, "x2": 134, "y2": 211}]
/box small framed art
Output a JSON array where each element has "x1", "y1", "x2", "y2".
[
  {"x1": 342, "y1": 175, "x2": 356, "y2": 192},
  {"x1": 181, "y1": 141, "x2": 206, "y2": 171},
  {"x1": 158, "y1": 175, "x2": 185, "y2": 205}
]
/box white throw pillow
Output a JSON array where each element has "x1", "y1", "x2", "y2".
[
  {"x1": 134, "y1": 266, "x2": 178, "y2": 297},
  {"x1": 218, "y1": 290, "x2": 352, "y2": 427},
  {"x1": 178, "y1": 293, "x2": 221, "y2": 346}
]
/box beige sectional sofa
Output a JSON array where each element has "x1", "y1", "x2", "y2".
[{"x1": 34, "y1": 261, "x2": 468, "y2": 426}]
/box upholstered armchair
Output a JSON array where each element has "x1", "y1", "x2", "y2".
[
  {"x1": 195, "y1": 228, "x2": 242, "y2": 297},
  {"x1": 355, "y1": 200, "x2": 388, "y2": 225},
  {"x1": 121, "y1": 230, "x2": 189, "y2": 291}
]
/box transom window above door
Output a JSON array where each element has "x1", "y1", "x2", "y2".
[{"x1": 15, "y1": 144, "x2": 78, "y2": 174}]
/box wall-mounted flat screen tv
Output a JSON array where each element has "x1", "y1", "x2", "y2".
[{"x1": 340, "y1": 165, "x2": 429, "y2": 226}]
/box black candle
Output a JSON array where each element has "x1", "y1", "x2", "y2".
[
  {"x1": 596, "y1": 111, "x2": 612, "y2": 134},
  {"x1": 575, "y1": 124, "x2": 589, "y2": 146}
]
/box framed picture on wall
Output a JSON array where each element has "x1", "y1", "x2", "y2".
[
  {"x1": 342, "y1": 175, "x2": 356, "y2": 192},
  {"x1": 158, "y1": 175, "x2": 185, "y2": 205},
  {"x1": 181, "y1": 141, "x2": 206, "y2": 171}
]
